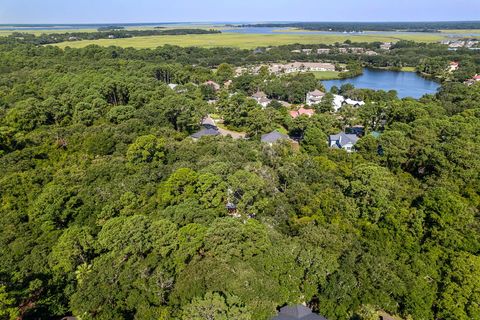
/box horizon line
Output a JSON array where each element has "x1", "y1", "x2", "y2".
[{"x1": 2, "y1": 20, "x2": 480, "y2": 26}]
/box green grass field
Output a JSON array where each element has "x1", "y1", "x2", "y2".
[
  {"x1": 400, "y1": 67, "x2": 416, "y2": 72},
  {"x1": 310, "y1": 71, "x2": 341, "y2": 80},
  {"x1": 54, "y1": 32, "x2": 447, "y2": 49},
  {"x1": 438, "y1": 29, "x2": 480, "y2": 34}
]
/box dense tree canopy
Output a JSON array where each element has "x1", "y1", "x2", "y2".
[{"x1": 0, "y1": 40, "x2": 479, "y2": 320}]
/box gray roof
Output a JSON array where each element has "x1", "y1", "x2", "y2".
[
  {"x1": 329, "y1": 132, "x2": 359, "y2": 148},
  {"x1": 272, "y1": 305, "x2": 328, "y2": 320},
  {"x1": 252, "y1": 91, "x2": 268, "y2": 99},
  {"x1": 191, "y1": 128, "x2": 220, "y2": 139},
  {"x1": 261, "y1": 131, "x2": 289, "y2": 143}
]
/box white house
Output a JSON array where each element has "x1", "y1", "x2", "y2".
[
  {"x1": 252, "y1": 91, "x2": 271, "y2": 108},
  {"x1": 306, "y1": 89, "x2": 325, "y2": 106},
  {"x1": 344, "y1": 98, "x2": 365, "y2": 107},
  {"x1": 332, "y1": 95, "x2": 345, "y2": 112}
]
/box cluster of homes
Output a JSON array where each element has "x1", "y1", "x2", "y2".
[
  {"x1": 465, "y1": 74, "x2": 480, "y2": 86},
  {"x1": 441, "y1": 39, "x2": 480, "y2": 50},
  {"x1": 260, "y1": 129, "x2": 361, "y2": 153},
  {"x1": 251, "y1": 89, "x2": 365, "y2": 112},
  {"x1": 290, "y1": 43, "x2": 391, "y2": 56},
  {"x1": 236, "y1": 62, "x2": 336, "y2": 76}
]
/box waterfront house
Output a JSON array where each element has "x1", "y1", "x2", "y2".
[
  {"x1": 344, "y1": 98, "x2": 365, "y2": 107},
  {"x1": 329, "y1": 132, "x2": 359, "y2": 152},
  {"x1": 306, "y1": 89, "x2": 326, "y2": 106},
  {"x1": 333, "y1": 94, "x2": 345, "y2": 112}
]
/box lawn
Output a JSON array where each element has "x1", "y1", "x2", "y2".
[
  {"x1": 400, "y1": 66, "x2": 416, "y2": 72},
  {"x1": 310, "y1": 71, "x2": 341, "y2": 80},
  {"x1": 438, "y1": 29, "x2": 480, "y2": 34},
  {"x1": 54, "y1": 32, "x2": 447, "y2": 49}
]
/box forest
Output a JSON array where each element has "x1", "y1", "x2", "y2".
[
  {"x1": 0, "y1": 39, "x2": 479, "y2": 320},
  {"x1": 1, "y1": 28, "x2": 221, "y2": 46},
  {"x1": 245, "y1": 21, "x2": 480, "y2": 32}
]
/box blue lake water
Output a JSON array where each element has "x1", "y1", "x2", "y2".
[{"x1": 322, "y1": 68, "x2": 441, "y2": 99}]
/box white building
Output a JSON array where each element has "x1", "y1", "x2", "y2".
[{"x1": 306, "y1": 89, "x2": 325, "y2": 106}]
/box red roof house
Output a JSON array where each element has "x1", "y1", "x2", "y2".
[{"x1": 290, "y1": 107, "x2": 315, "y2": 118}]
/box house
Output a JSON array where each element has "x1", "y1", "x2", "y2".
[
  {"x1": 108, "y1": 35, "x2": 115, "y2": 39},
  {"x1": 291, "y1": 49, "x2": 302, "y2": 53},
  {"x1": 279, "y1": 100, "x2": 292, "y2": 108},
  {"x1": 271, "y1": 304, "x2": 328, "y2": 320},
  {"x1": 167, "y1": 83, "x2": 178, "y2": 90},
  {"x1": 332, "y1": 94, "x2": 345, "y2": 112},
  {"x1": 252, "y1": 91, "x2": 271, "y2": 108},
  {"x1": 317, "y1": 48, "x2": 331, "y2": 54},
  {"x1": 350, "y1": 47, "x2": 365, "y2": 54},
  {"x1": 344, "y1": 98, "x2": 365, "y2": 107},
  {"x1": 204, "y1": 80, "x2": 221, "y2": 91},
  {"x1": 465, "y1": 74, "x2": 480, "y2": 86},
  {"x1": 261, "y1": 131, "x2": 290, "y2": 145},
  {"x1": 302, "y1": 49, "x2": 313, "y2": 55},
  {"x1": 190, "y1": 128, "x2": 220, "y2": 140},
  {"x1": 365, "y1": 50, "x2": 378, "y2": 56},
  {"x1": 448, "y1": 61, "x2": 459, "y2": 72},
  {"x1": 329, "y1": 132, "x2": 359, "y2": 152},
  {"x1": 380, "y1": 42, "x2": 392, "y2": 50},
  {"x1": 306, "y1": 89, "x2": 325, "y2": 106},
  {"x1": 290, "y1": 107, "x2": 315, "y2": 118}
]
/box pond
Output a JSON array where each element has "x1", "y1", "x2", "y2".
[{"x1": 322, "y1": 68, "x2": 441, "y2": 99}]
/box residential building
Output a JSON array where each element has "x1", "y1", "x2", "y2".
[
  {"x1": 290, "y1": 107, "x2": 315, "y2": 118},
  {"x1": 261, "y1": 131, "x2": 290, "y2": 145},
  {"x1": 190, "y1": 128, "x2": 220, "y2": 140},
  {"x1": 306, "y1": 89, "x2": 326, "y2": 106},
  {"x1": 291, "y1": 49, "x2": 302, "y2": 53},
  {"x1": 332, "y1": 94, "x2": 345, "y2": 112},
  {"x1": 365, "y1": 50, "x2": 379, "y2": 56},
  {"x1": 252, "y1": 91, "x2": 271, "y2": 108},
  {"x1": 344, "y1": 98, "x2": 365, "y2": 107},
  {"x1": 317, "y1": 48, "x2": 331, "y2": 54},
  {"x1": 270, "y1": 62, "x2": 336, "y2": 74},
  {"x1": 449, "y1": 61, "x2": 459, "y2": 72},
  {"x1": 339, "y1": 47, "x2": 365, "y2": 54},
  {"x1": 329, "y1": 132, "x2": 360, "y2": 152},
  {"x1": 271, "y1": 304, "x2": 328, "y2": 320},
  {"x1": 302, "y1": 49, "x2": 313, "y2": 55},
  {"x1": 380, "y1": 42, "x2": 393, "y2": 50},
  {"x1": 278, "y1": 100, "x2": 292, "y2": 108}
]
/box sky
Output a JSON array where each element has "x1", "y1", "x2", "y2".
[{"x1": 1, "y1": 0, "x2": 479, "y2": 24}]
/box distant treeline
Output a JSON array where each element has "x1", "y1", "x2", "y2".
[
  {"x1": 245, "y1": 21, "x2": 480, "y2": 32},
  {"x1": 4, "y1": 28, "x2": 221, "y2": 45},
  {"x1": 97, "y1": 26, "x2": 126, "y2": 31}
]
